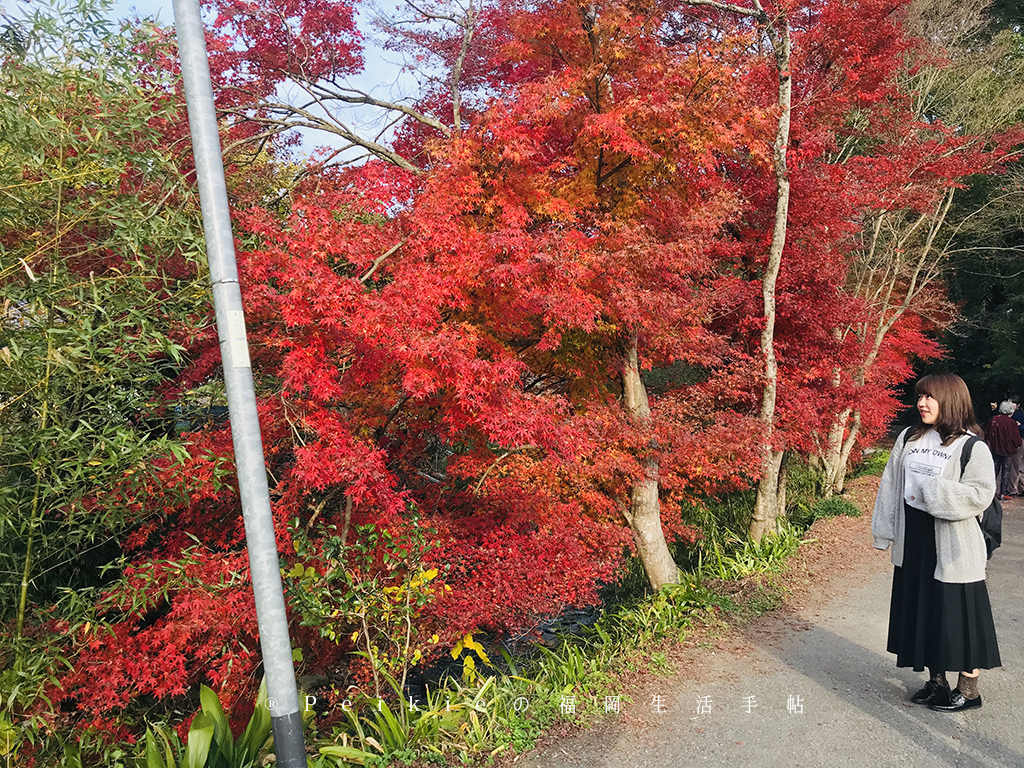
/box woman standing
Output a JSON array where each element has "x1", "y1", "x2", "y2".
[{"x1": 872, "y1": 373, "x2": 1000, "y2": 711}]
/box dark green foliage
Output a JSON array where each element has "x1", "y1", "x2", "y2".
[
  {"x1": 642, "y1": 361, "x2": 707, "y2": 396},
  {"x1": 986, "y1": 0, "x2": 1024, "y2": 34},
  {"x1": 853, "y1": 449, "x2": 890, "y2": 478},
  {"x1": 598, "y1": 552, "x2": 652, "y2": 606},
  {"x1": 671, "y1": 489, "x2": 756, "y2": 573},
  {"x1": 786, "y1": 459, "x2": 826, "y2": 517},
  {"x1": 141, "y1": 682, "x2": 274, "y2": 768},
  {"x1": 809, "y1": 496, "x2": 863, "y2": 520}
]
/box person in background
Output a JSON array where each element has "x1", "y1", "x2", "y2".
[
  {"x1": 986, "y1": 400, "x2": 1022, "y2": 501},
  {"x1": 872, "y1": 373, "x2": 1000, "y2": 711},
  {"x1": 1009, "y1": 396, "x2": 1024, "y2": 496}
]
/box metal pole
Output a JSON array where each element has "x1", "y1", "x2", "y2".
[{"x1": 171, "y1": 2, "x2": 306, "y2": 765}]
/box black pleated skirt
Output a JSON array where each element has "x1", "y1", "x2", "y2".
[{"x1": 887, "y1": 502, "x2": 1001, "y2": 672}]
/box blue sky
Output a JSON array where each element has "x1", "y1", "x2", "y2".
[
  {"x1": 104, "y1": 0, "x2": 412, "y2": 158},
  {"x1": 109, "y1": 0, "x2": 166, "y2": 23}
]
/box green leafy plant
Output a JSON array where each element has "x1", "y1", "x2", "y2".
[
  {"x1": 139, "y1": 681, "x2": 272, "y2": 768},
  {"x1": 283, "y1": 517, "x2": 442, "y2": 700},
  {"x1": 0, "y1": 0, "x2": 204, "y2": 642},
  {"x1": 784, "y1": 458, "x2": 828, "y2": 529},
  {"x1": 853, "y1": 449, "x2": 890, "y2": 478},
  {"x1": 0, "y1": 635, "x2": 74, "y2": 765},
  {"x1": 808, "y1": 496, "x2": 863, "y2": 520},
  {"x1": 699, "y1": 524, "x2": 803, "y2": 580}
]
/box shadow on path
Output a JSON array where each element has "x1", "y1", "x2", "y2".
[{"x1": 515, "y1": 499, "x2": 1024, "y2": 768}]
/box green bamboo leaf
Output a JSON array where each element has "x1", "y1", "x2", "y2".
[
  {"x1": 199, "y1": 685, "x2": 234, "y2": 766},
  {"x1": 144, "y1": 728, "x2": 169, "y2": 768}
]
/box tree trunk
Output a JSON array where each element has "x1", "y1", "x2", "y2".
[
  {"x1": 834, "y1": 410, "x2": 862, "y2": 495},
  {"x1": 750, "y1": 449, "x2": 786, "y2": 542},
  {"x1": 821, "y1": 407, "x2": 863, "y2": 496},
  {"x1": 749, "y1": 13, "x2": 793, "y2": 543},
  {"x1": 821, "y1": 408, "x2": 851, "y2": 497},
  {"x1": 622, "y1": 333, "x2": 678, "y2": 590}
]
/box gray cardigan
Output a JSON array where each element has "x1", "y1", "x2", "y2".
[{"x1": 871, "y1": 428, "x2": 996, "y2": 583}]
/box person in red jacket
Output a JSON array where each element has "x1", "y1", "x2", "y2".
[{"x1": 986, "y1": 400, "x2": 1022, "y2": 500}]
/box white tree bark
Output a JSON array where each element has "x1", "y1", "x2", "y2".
[
  {"x1": 622, "y1": 333, "x2": 679, "y2": 590},
  {"x1": 683, "y1": 1, "x2": 793, "y2": 542},
  {"x1": 819, "y1": 191, "x2": 957, "y2": 495},
  {"x1": 749, "y1": 9, "x2": 792, "y2": 543},
  {"x1": 821, "y1": 407, "x2": 850, "y2": 497}
]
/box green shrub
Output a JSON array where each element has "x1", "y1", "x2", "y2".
[
  {"x1": 0, "y1": 635, "x2": 75, "y2": 766},
  {"x1": 787, "y1": 502, "x2": 815, "y2": 530},
  {"x1": 786, "y1": 459, "x2": 826, "y2": 514},
  {"x1": 853, "y1": 449, "x2": 889, "y2": 478},
  {"x1": 698, "y1": 523, "x2": 804, "y2": 580},
  {"x1": 808, "y1": 496, "x2": 862, "y2": 520},
  {"x1": 783, "y1": 457, "x2": 829, "y2": 530},
  {"x1": 141, "y1": 681, "x2": 273, "y2": 768},
  {"x1": 673, "y1": 489, "x2": 756, "y2": 572}
]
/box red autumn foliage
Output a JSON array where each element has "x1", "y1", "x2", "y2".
[{"x1": 48, "y1": 0, "x2": 1024, "y2": 739}]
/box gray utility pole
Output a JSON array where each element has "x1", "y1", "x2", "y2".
[{"x1": 171, "y1": 1, "x2": 307, "y2": 765}]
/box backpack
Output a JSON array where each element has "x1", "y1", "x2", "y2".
[{"x1": 959, "y1": 436, "x2": 1002, "y2": 559}]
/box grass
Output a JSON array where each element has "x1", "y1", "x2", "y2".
[
  {"x1": 809, "y1": 496, "x2": 862, "y2": 519},
  {"x1": 852, "y1": 448, "x2": 890, "y2": 478},
  {"x1": 312, "y1": 518, "x2": 808, "y2": 767}
]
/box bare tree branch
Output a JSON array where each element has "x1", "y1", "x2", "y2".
[
  {"x1": 681, "y1": 0, "x2": 761, "y2": 18},
  {"x1": 359, "y1": 239, "x2": 408, "y2": 283},
  {"x1": 221, "y1": 103, "x2": 423, "y2": 173}
]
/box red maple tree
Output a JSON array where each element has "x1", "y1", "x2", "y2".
[{"x1": 50, "y1": 0, "x2": 1024, "y2": 737}]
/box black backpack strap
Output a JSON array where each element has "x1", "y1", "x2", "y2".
[
  {"x1": 959, "y1": 435, "x2": 998, "y2": 558},
  {"x1": 959, "y1": 435, "x2": 981, "y2": 478},
  {"x1": 893, "y1": 427, "x2": 912, "y2": 459}
]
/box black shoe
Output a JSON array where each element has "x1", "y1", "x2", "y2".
[
  {"x1": 929, "y1": 688, "x2": 982, "y2": 712},
  {"x1": 911, "y1": 679, "x2": 950, "y2": 705}
]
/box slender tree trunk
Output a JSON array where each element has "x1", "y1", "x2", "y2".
[
  {"x1": 821, "y1": 407, "x2": 851, "y2": 497},
  {"x1": 622, "y1": 333, "x2": 678, "y2": 590},
  {"x1": 821, "y1": 407, "x2": 863, "y2": 496},
  {"x1": 819, "y1": 191, "x2": 957, "y2": 493},
  {"x1": 750, "y1": 14, "x2": 793, "y2": 543},
  {"x1": 751, "y1": 449, "x2": 786, "y2": 541},
  {"x1": 15, "y1": 500, "x2": 38, "y2": 638},
  {"x1": 834, "y1": 410, "x2": 862, "y2": 494}
]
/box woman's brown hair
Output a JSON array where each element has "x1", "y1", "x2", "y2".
[{"x1": 908, "y1": 373, "x2": 982, "y2": 445}]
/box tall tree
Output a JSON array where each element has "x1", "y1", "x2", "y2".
[
  {"x1": 681, "y1": 0, "x2": 927, "y2": 536},
  {"x1": 817, "y1": 0, "x2": 1024, "y2": 493},
  {"x1": 682, "y1": 0, "x2": 793, "y2": 542}
]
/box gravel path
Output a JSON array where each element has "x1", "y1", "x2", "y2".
[{"x1": 513, "y1": 483, "x2": 1024, "y2": 768}]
